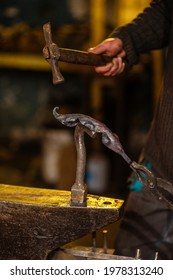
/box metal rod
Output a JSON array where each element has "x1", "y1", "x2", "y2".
[
  {"x1": 92, "y1": 231, "x2": 97, "y2": 253},
  {"x1": 102, "y1": 229, "x2": 108, "y2": 254}
]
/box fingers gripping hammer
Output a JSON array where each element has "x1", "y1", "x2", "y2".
[{"x1": 43, "y1": 22, "x2": 113, "y2": 84}]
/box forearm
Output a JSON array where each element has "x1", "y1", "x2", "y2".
[{"x1": 110, "y1": 0, "x2": 172, "y2": 65}]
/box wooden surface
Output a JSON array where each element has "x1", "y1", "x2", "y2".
[{"x1": 0, "y1": 184, "x2": 124, "y2": 259}]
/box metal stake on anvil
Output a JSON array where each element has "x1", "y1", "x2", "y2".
[
  {"x1": 70, "y1": 123, "x2": 95, "y2": 207},
  {"x1": 53, "y1": 106, "x2": 129, "y2": 207}
]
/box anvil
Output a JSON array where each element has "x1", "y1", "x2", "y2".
[{"x1": 0, "y1": 184, "x2": 123, "y2": 260}]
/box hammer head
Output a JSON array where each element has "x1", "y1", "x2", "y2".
[{"x1": 43, "y1": 22, "x2": 64, "y2": 84}]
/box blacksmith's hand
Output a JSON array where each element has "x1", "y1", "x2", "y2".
[{"x1": 88, "y1": 38, "x2": 126, "y2": 76}]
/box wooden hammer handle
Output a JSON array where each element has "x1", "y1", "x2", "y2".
[{"x1": 59, "y1": 48, "x2": 113, "y2": 66}]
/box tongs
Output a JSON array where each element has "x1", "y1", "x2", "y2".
[{"x1": 129, "y1": 161, "x2": 173, "y2": 210}]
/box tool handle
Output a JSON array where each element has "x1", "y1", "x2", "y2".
[{"x1": 59, "y1": 48, "x2": 113, "y2": 66}]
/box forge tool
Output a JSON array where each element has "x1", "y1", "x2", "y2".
[
  {"x1": 43, "y1": 22, "x2": 127, "y2": 84},
  {"x1": 53, "y1": 107, "x2": 173, "y2": 210}
]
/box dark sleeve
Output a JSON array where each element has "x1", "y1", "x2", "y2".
[{"x1": 110, "y1": 0, "x2": 172, "y2": 65}]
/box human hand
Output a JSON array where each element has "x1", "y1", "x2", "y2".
[{"x1": 88, "y1": 38, "x2": 126, "y2": 76}]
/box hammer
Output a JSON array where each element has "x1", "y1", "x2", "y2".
[{"x1": 43, "y1": 22, "x2": 118, "y2": 85}]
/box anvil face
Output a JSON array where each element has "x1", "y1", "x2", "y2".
[{"x1": 0, "y1": 184, "x2": 124, "y2": 259}]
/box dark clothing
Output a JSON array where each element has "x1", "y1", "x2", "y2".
[
  {"x1": 110, "y1": 0, "x2": 173, "y2": 259},
  {"x1": 112, "y1": 0, "x2": 173, "y2": 183},
  {"x1": 115, "y1": 188, "x2": 173, "y2": 259}
]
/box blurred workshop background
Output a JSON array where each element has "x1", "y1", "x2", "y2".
[{"x1": 0, "y1": 0, "x2": 163, "y2": 201}]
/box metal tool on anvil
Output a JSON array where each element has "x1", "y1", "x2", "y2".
[
  {"x1": 43, "y1": 22, "x2": 126, "y2": 84},
  {"x1": 53, "y1": 107, "x2": 173, "y2": 210}
]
